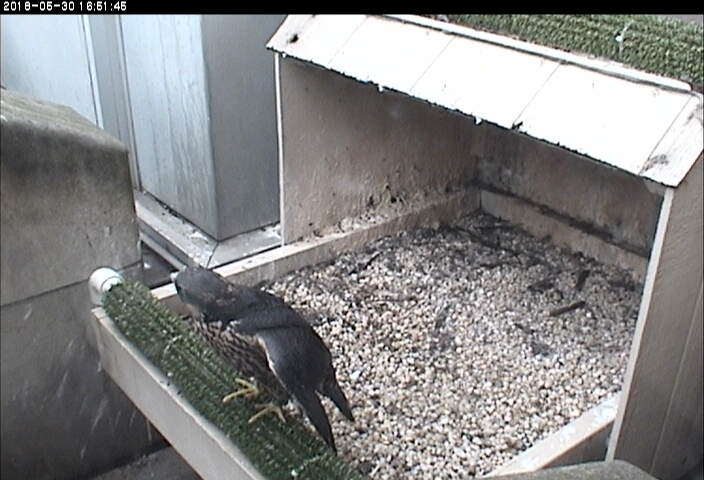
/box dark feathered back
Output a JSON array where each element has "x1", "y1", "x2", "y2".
[
  {"x1": 172, "y1": 265, "x2": 354, "y2": 452},
  {"x1": 173, "y1": 266, "x2": 286, "y2": 323}
]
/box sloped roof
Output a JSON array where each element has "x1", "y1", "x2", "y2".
[{"x1": 268, "y1": 14, "x2": 703, "y2": 188}]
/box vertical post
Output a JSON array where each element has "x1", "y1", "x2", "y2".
[
  {"x1": 607, "y1": 156, "x2": 703, "y2": 479},
  {"x1": 274, "y1": 52, "x2": 286, "y2": 246}
]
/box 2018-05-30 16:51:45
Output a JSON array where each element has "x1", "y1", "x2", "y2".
[{"x1": 2, "y1": 0, "x2": 126, "y2": 12}]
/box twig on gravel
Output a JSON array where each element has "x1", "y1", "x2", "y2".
[
  {"x1": 349, "y1": 252, "x2": 382, "y2": 275},
  {"x1": 549, "y1": 300, "x2": 587, "y2": 317}
]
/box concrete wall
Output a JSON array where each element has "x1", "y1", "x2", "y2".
[
  {"x1": 475, "y1": 125, "x2": 663, "y2": 257},
  {"x1": 0, "y1": 89, "x2": 159, "y2": 480},
  {"x1": 202, "y1": 14, "x2": 284, "y2": 239},
  {"x1": 278, "y1": 58, "x2": 662, "y2": 257},
  {"x1": 279, "y1": 58, "x2": 480, "y2": 242}
]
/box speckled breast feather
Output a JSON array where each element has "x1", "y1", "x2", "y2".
[{"x1": 190, "y1": 317, "x2": 289, "y2": 403}]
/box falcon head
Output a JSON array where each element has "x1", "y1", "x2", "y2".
[{"x1": 171, "y1": 266, "x2": 231, "y2": 313}]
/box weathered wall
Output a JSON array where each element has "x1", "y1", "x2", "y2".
[
  {"x1": 279, "y1": 58, "x2": 480, "y2": 242},
  {"x1": 0, "y1": 89, "x2": 159, "y2": 480},
  {"x1": 1, "y1": 91, "x2": 141, "y2": 305},
  {"x1": 475, "y1": 124, "x2": 663, "y2": 257},
  {"x1": 279, "y1": 58, "x2": 662, "y2": 261}
]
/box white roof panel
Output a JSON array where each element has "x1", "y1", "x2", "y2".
[
  {"x1": 266, "y1": 15, "x2": 367, "y2": 66},
  {"x1": 516, "y1": 64, "x2": 693, "y2": 179},
  {"x1": 642, "y1": 96, "x2": 704, "y2": 186},
  {"x1": 329, "y1": 16, "x2": 453, "y2": 92},
  {"x1": 268, "y1": 14, "x2": 704, "y2": 187},
  {"x1": 411, "y1": 38, "x2": 560, "y2": 129}
]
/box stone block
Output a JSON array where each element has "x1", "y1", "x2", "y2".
[{"x1": 1, "y1": 89, "x2": 140, "y2": 306}]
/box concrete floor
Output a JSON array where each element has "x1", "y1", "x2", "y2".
[{"x1": 141, "y1": 243, "x2": 177, "y2": 289}]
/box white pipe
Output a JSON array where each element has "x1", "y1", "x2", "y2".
[{"x1": 89, "y1": 267, "x2": 124, "y2": 306}]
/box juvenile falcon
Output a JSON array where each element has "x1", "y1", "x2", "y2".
[{"x1": 171, "y1": 266, "x2": 354, "y2": 452}]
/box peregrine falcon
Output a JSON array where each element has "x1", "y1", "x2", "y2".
[{"x1": 171, "y1": 266, "x2": 354, "y2": 452}]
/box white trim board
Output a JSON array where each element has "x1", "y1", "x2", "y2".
[
  {"x1": 607, "y1": 157, "x2": 703, "y2": 479},
  {"x1": 489, "y1": 395, "x2": 620, "y2": 476}
]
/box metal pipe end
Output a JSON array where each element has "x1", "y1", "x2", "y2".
[{"x1": 89, "y1": 267, "x2": 124, "y2": 306}]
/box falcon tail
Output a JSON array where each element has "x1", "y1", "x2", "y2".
[
  {"x1": 321, "y1": 373, "x2": 355, "y2": 423},
  {"x1": 292, "y1": 386, "x2": 337, "y2": 453}
]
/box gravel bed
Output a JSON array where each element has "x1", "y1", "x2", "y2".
[{"x1": 264, "y1": 212, "x2": 641, "y2": 478}]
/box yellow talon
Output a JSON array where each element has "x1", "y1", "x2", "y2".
[
  {"x1": 222, "y1": 379, "x2": 285, "y2": 424},
  {"x1": 222, "y1": 378, "x2": 259, "y2": 403},
  {"x1": 248, "y1": 402, "x2": 286, "y2": 424}
]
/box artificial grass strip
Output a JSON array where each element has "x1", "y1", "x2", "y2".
[
  {"x1": 102, "y1": 281, "x2": 363, "y2": 480},
  {"x1": 444, "y1": 14, "x2": 703, "y2": 87}
]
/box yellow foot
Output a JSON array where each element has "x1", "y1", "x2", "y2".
[
  {"x1": 248, "y1": 402, "x2": 286, "y2": 424},
  {"x1": 222, "y1": 378, "x2": 259, "y2": 403}
]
